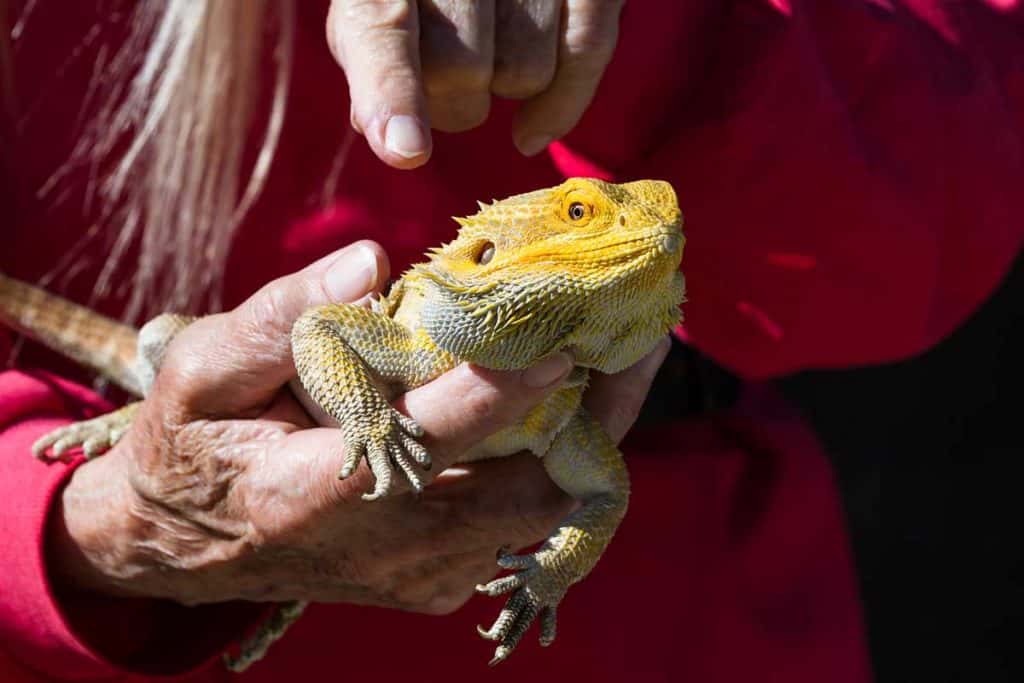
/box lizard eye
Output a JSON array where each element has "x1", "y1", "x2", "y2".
[
  {"x1": 475, "y1": 241, "x2": 495, "y2": 265},
  {"x1": 567, "y1": 202, "x2": 587, "y2": 221}
]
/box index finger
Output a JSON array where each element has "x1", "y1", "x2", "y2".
[
  {"x1": 327, "y1": 0, "x2": 432, "y2": 168},
  {"x1": 278, "y1": 354, "x2": 574, "y2": 503}
]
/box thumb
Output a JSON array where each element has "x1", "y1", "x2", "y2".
[{"x1": 160, "y1": 241, "x2": 390, "y2": 414}]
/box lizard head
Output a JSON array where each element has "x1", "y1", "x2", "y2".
[{"x1": 413, "y1": 177, "x2": 686, "y2": 372}]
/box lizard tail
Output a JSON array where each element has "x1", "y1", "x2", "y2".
[
  {"x1": 224, "y1": 600, "x2": 308, "y2": 672},
  {"x1": 0, "y1": 273, "x2": 143, "y2": 395}
]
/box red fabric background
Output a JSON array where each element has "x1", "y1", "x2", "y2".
[{"x1": 3, "y1": 0, "x2": 1022, "y2": 680}]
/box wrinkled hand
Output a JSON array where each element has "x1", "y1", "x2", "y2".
[
  {"x1": 327, "y1": 0, "x2": 625, "y2": 168},
  {"x1": 47, "y1": 241, "x2": 668, "y2": 614}
]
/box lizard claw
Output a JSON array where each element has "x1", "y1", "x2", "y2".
[
  {"x1": 32, "y1": 403, "x2": 140, "y2": 461},
  {"x1": 477, "y1": 551, "x2": 565, "y2": 665},
  {"x1": 338, "y1": 405, "x2": 430, "y2": 500}
]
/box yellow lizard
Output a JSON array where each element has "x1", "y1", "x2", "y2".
[{"x1": 0, "y1": 177, "x2": 686, "y2": 670}]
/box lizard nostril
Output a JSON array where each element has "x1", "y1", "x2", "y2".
[{"x1": 618, "y1": 215, "x2": 626, "y2": 227}]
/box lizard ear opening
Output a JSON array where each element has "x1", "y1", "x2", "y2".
[{"x1": 474, "y1": 241, "x2": 496, "y2": 265}]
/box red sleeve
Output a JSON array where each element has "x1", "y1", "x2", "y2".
[{"x1": 0, "y1": 369, "x2": 266, "y2": 680}]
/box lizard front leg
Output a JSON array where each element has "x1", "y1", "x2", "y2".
[
  {"x1": 476, "y1": 408, "x2": 629, "y2": 664},
  {"x1": 291, "y1": 303, "x2": 454, "y2": 500},
  {"x1": 232, "y1": 303, "x2": 452, "y2": 670}
]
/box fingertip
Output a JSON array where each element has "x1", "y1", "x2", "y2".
[
  {"x1": 514, "y1": 133, "x2": 553, "y2": 158},
  {"x1": 351, "y1": 239, "x2": 392, "y2": 292},
  {"x1": 354, "y1": 113, "x2": 433, "y2": 169},
  {"x1": 321, "y1": 240, "x2": 389, "y2": 302},
  {"x1": 328, "y1": 0, "x2": 431, "y2": 169},
  {"x1": 520, "y1": 352, "x2": 574, "y2": 389},
  {"x1": 383, "y1": 114, "x2": 433, "y2": 166},
  {"x1": 399, "y1": 359, "x2": 569, "y2": 468},
  {"x1": 512, "y1": 96, "x2": 577, "y2": 158}
]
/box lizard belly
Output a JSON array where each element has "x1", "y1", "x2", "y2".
[{"x1": 455, "y1": 384, "x2": 584, "y2": 463}]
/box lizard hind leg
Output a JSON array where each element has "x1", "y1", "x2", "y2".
[
  {"x1": 474, "y1": 409, "x2": 629, "y2": 665},
  {"x1": 32, "y1": 402, "x2": 141, "y2": 461},
  {"x1": 31, "y1": 313, "x2": 193, "y2": 462}
]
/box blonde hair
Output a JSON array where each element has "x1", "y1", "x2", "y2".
[{"x1": 10, "y1": 0, "x2": 296, "y2": 322}]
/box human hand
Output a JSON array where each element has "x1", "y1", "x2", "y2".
[
  {"x1": 47, "y1": 241, "x2": 668, "y2": 614},
  {"x1": 326, "y1": 0, "x2": 626, "y2": 169}
]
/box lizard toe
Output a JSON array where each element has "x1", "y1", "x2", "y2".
[
  {"x1": 539, "y1": 607, "x2": 557, "y2": 647},
  {"x1": 338, "y1": 443, "x2": 365, "y2": 479},
  {"x1": 399, "y1": 432, "x2": 431, "y2": 469},
  {"x1": 361, "y1": 444, "x2": 394, "y2": 501},
  {"x1": 82, "y1": 434, "x2": 112, "y2": 458},
  {"x1": 476, "y1": 572, "x2": 528, "y2": 597},
  {"x1": 388, "y1": 442, "x2": 425, "y2": 494},
  {"x1": 484, "y1": 589, "x2": 539, "y2": 666}
]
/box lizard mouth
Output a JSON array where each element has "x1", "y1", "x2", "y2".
[
  {"x1": 612, "y1": 226, "x2": 684, "y2": 258},
  {"x1": 559, "y1": 227, "x2": 683, "y2": 263}
]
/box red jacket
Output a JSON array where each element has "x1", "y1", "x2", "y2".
[{"x1": 3, "y1": 1, "x2": 1022, "y2": 680}]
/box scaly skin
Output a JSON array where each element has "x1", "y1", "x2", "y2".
[
  {"x1": 0, "y1": 273, "x2": 141, "y2": 394},
  {"x1": 0, "y1": 177, "x2": 686, "y2": 670}
]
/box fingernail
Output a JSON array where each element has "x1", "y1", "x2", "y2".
[
  {"x1": 522, "y1": 352, "x2": 573, "y2": 388},
  {"x1": 516, "y1": 134, "x2": 552, "y2": 157},
  {"x1": 384, "y1": 115, "x2": 430, "y2": 159},
  {"x1": 325, "y1": 245, "x2": 378, "y2": 302}
]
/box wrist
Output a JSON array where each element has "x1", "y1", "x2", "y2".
[
  {"x1": 41, "y1": 448, "x2": 271, "y2": 675},
  {"x1": 45, "y1": 446, "x2": 150, "y2": 599}
]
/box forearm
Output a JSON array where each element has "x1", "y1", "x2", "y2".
[{"x1": 0, "y1": 370, "x2": 264, "y2": 679}]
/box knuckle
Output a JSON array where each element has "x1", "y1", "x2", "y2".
[
  {"x1": 510, "y1": 501, "x2": 561, "y2": 546},
  {"x1": 565, "y1": 42, "x2": 616, "y2": 82},
  {"x1": 237, "y1": 283, "x2": 305, "y2": 347},
  {"x1": 426, "y1": 94, "x2": 490, "y2": 133},
  {"x1": 156, "y1": 338, "x2": 208, "y2": 394},
  {"x1": 350, "y1": 554, "x2": 389, "y2": 588},
  {"x1": 563, "y1": 16, "x2": 619, "y2": 68},
  {"x1": 246, "y1": 279, "x2": 295, "y2": 328},
  {"x1": 491, "y1": 58, "x2": 556, "y2": 99},
  {"x1": 341, "y1": 0, "x2": 413, "y2": 33},
  {"x1": 422, "y1": 60, "x2": 493, "y2": 98},
  {"x1": 328, "y1": 1, "x2": 414, "y2": 68},
  {"x1": 458, "y1": 381, "x2": 507, "y2": 427}
]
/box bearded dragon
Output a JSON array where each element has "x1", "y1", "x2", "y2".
[{"x1": 0, "y1": 177, "x2": 686, "y2": 670}]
